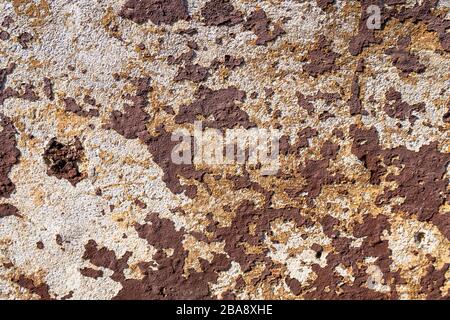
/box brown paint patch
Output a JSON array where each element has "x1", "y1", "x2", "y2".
[
  {"x1": 384, "y1": 87, "x2": 425, "y2": 124},
  {"x1": 304, "y1": 36, "x2": 340, "y2": 77},
  {"x1": 385, "y1": 36, "x2": 426, "y2": 75},
  {"x1": 15, "y1": 274, "x2": 52, "y2": 300},
  {"x1": 0, "y1": 203, "x2": 21, "y2": 218},
  {"x1": 201, "y1": 0, "x2": 243, "y2": 26},
  {"x1": 351, "y1": 125, "x2": 450, "y2": 239},
  {"x1": 175, "y1": 86, "x2": 254, "y2": 130},
  {"x1": 0, "y1": 114, "x2": 21, "y2": 199},
  {"x1": 243, "y1": 9, "x2": 285, "y2": 45},
  {"x1": 79, "y1": 267, "x2": 104, "y2": 279}
]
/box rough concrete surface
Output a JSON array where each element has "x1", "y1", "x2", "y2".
[{"x1": 0, "y1": 0, "x2": 449, "y2": 300}]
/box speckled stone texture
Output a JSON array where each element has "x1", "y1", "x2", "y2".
[{"x1": 0, "y1": 0, "x2": 449, "y2": 300}]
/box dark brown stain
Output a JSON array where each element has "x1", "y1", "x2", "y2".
[
  {"x1": 143, "y1": 126, "x2": 205, "y2": 199},
  {"x1": 419, "y1": 256, "x2": 449, "y2": 300},
  {"x1": 2, "y1": 16, "x2": 14, "y2": 28},
  {"x1": 349, "y1": 0, "x2": 449, "y2": 56},
  {"x1": 349, "y1": 73, "x2": 367, "y2": 116},
  {"x1": 174, "y1": 64, "x2": 210, "y2": 83},
  {"x1": 0, "y1": 114, "x2": 20, "y2": 199},
  {"x1": 0, "y1": 63, "x2": 16, "y2": 104},
  {"x1": 303, "y1": 214, "x2": 404, "y2": 299},
  {"x1": 36, "y1": 241, "x2": 44, "y2": 249},
  {"x1": 119, "y1": 0, "x2": 189, "y2": 25},
  {"x1": 106, "y1": 77, "x2": 151, "y2": 139},
  {"x1": 82, "y1": 240, "x2": 131, "y2": 282},
  {"x1": 43, "y1": 137, "x2": 86, "y2": 186},
  {"x1": 0, "y1": 30, "x2": 10, "y2": 41},
  {"x1": 287, "y1": 140, "x2": 342, "y2": 203},
  {"x1": 297, "y1": 91, "x2": 341, "y2": 115}
]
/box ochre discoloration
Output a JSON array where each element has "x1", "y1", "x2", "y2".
[{"x1": 0, "y1": 0, "x2": 448, "y2": 300}]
